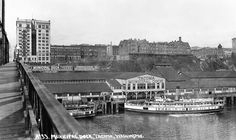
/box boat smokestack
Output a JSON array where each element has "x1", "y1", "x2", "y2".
[{"x1": 175, "y1": 86, "x2": 180, "y2": 100}]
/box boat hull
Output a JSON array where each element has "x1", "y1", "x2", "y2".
[
  {"x1": 73, "y1": 113, "x2": 96, "y2": 119},
  {"x1": 125, "y1": 107, "x2": 224, "y2": 114}
]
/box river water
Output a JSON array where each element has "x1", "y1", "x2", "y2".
[{"x1": 78, "y1": 105, "x2": 236, "y2": 140}]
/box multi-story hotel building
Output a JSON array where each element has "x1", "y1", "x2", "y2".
[
  {"x1": 16, "y1": 19, "x2": 50, "y2": 64},
  {"x1": 117, "y1": 37, "x2": 191, "y2": 60}
]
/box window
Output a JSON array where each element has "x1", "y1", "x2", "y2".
[
  {"x1": 46, "y1": 57, "x2": 49, "y2": 60},
  {"x1": 138, "y1": 83, "x2": 146, "y2": 89},
  {"x1": 127, "y1": 84, "x2": 131, "y2": 90},
  {"x1": 156, "y1": 83, "x2": 160, "y2": 89},
  {"x1": 162, "y1": 82, "x2": 165, "y2": 89},
  {"x1": 133, "y1": 84, "x2": 136, "y2": 90},
  {"x1": 39, "y1": 57, "x2": 41, "y2": 60},
  {"x1": 147, "y1": 83, "x2": 155, "y2": 89},
  {"x1": 38, "y1": 25, "x2": 41, "y2": 28},
  {"x1": 19, "y1": 24, "x2": 22, "y2": 27}
]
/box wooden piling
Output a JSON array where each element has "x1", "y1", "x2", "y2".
[
  {"x1": 116, "y1": 103, "x2": 119, "y2": 113},
  {"x1": 111, "y1": 102, "x2": 113, "y2": 114}
]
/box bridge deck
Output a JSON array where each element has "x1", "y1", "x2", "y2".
[{"x1": 0, "y1": 62, "x2": 26, "y2": 140}]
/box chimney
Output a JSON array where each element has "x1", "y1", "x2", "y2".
[{"x1": 179, "y1": 37, "x2": 182, "y2": 42}]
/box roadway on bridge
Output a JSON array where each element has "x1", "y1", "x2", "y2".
[{"x1": 0, "y1": 62, "x2": 25, "y2": 140}]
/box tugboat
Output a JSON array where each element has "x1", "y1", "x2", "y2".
[
  {"x1": 63, "y1": 100, "x2": 96, "y2": 118},
  {"x1": 125, "y1": 96, "x2": 224, "y2": 114}
]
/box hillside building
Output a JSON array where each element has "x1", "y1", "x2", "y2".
[
  {"x1": 191, "y1": 44, "x2": 225, "y2": 60},
  {"x1": 118, "y1": 37, "x2": 191, "y2": 60},
  {"x1": 232, "y1": 38, "x2": 236, "y2": 54}
]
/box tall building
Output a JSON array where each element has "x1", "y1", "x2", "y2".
[
  {"x1": 16, "y1": 19, "x2": 51, "y2": 64},
  {"x1": 0, "y1": 0, "x2": 9, "y2": 65},
  {"x1": 232, "y1": 38, "x2": 236, "y2": 54}
]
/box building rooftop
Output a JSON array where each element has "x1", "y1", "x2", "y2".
[
  {"x1": 107, "y1": 79, "x2": 121, "y2": 87},
  {"x1": 152, "y1": 66, "x2": 189, "y2": 81},
  {"x1": 114, "y1": 72, "x2": 163, "y2": 80},
  {"x1": 33, "y1": 72, "x2": 122, "y2": 81},
  {"x1": 184, "y1": 71, "x2": 236, "y2": 78},
  {"x1": 45, "y1": 83, "x2": 112, "y2": 93},
  {"x1": 34, "y1": 72, "x2": 164, "y2": 81},
  {"x1": 166, "y1": 81, "x2": 195, "y2": 89}
]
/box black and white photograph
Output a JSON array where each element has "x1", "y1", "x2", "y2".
[{"x1": 0, "y1": 0, "x2": 236, "y2": 139}]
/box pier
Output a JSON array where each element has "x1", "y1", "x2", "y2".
[
  {"x1": 96, "y1": 101, "x2": 125, "y2": 115},
  {"x1": 0, "y1": 61, "x2": 236, "y2": 139}
]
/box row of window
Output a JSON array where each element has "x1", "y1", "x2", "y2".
[
  {"x1": 38, "y1": 47, "x2": 50, "y2": 49},
  {"x1": 38, "y1": 37, "x2": 49, "y2": 40},
  {"x1": 38, "y1": 33, "x2": 49, "y2": 36},
  {"x1": 38, "y1": 43, "x2": 50, "y2": 46},
  {"x1": 38, "y1": 24, "x2": 49, "y2": 29},
  {"x1": 38, "y1": 40, "x2": 49, "y2": 43},
  {"x1": 18, "y1": 24, "x2": 30, "y2": 28},
  {"x1": 126, "y1": 83, "x2": 164, "y2": 90},
  {"x1": 38, "y1": 57, "x2": 49, "y2": 60}
]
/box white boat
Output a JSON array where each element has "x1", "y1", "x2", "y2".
[{"x1": 125, "y1": 97, "x2": 224, "y2": 114}]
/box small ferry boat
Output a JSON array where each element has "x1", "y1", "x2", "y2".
[
  {"x1": 125, "y1": 97, "x2": 224, "y2": 114},
  {"x1": 63, "y1": 101, "x2": 96, "y2": 118}
]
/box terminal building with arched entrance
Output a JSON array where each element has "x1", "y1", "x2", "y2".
[{"x1": 114, "y1": 73, "x2": 165, "y2": 100}]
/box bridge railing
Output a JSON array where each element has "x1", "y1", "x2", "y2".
[{"x1": 17, "y1": 62, "x2": 87, "y2": 139}]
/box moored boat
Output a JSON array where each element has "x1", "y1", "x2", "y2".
[
  {"x1": 125, "y1": 97, "x2": 224, "y2": 114},
  {"x1": 63, "y1": 101, "x2": 96, "y2": 118}
]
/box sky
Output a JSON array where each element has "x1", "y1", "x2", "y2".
[{"x1": 5, "y1": 0, "x2": 236, "y2": 55}]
